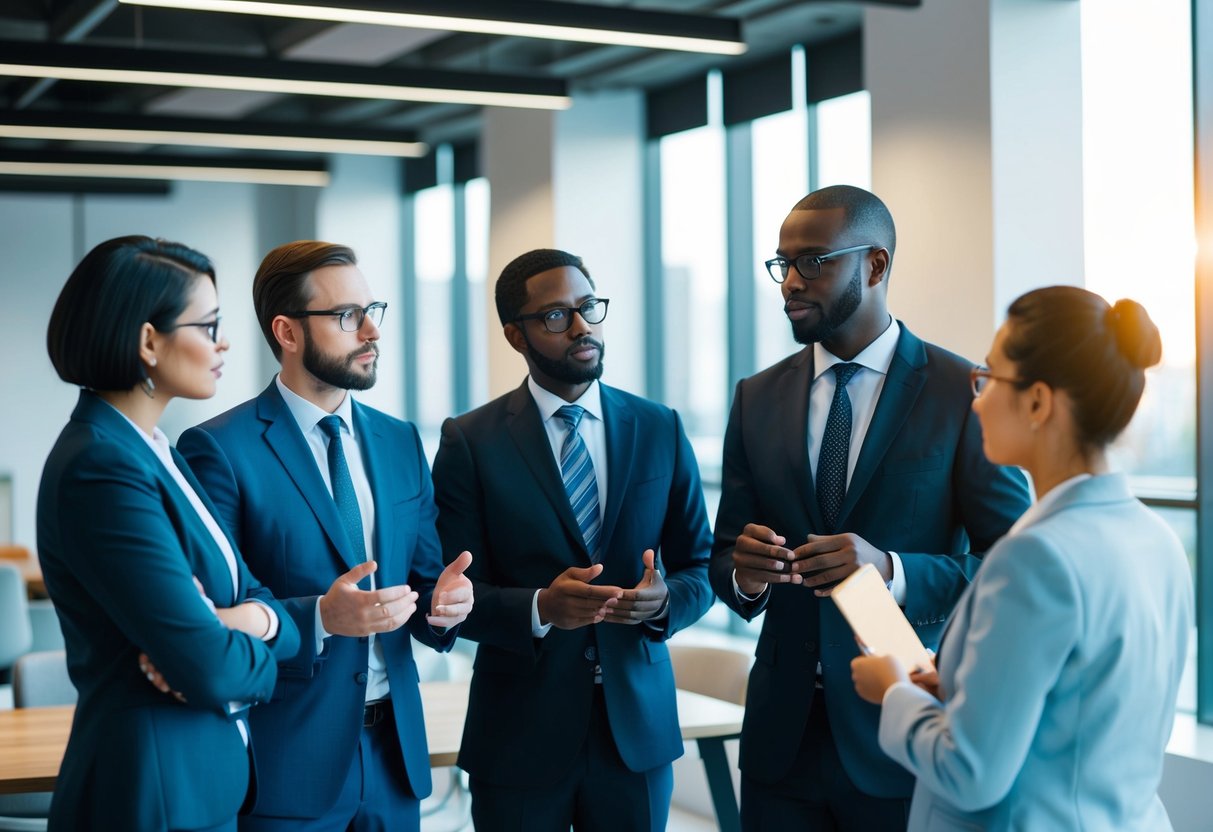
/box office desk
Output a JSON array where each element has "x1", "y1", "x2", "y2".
[{"x1": 0, "y1": 683, "x2": 745, "y2": 829}]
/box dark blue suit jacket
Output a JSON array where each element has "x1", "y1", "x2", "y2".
[
  {"x1": 36, "y1": 391, "x2": 299, "y2": 832},
  {"x1": 710, "y1": 325, "x2": 1031, "y2": 798},
  {"x1": 178, "y1": 381, "x2": 455, "y2": 820},
  {"x1": 431, "y1": 381, "x2": 715, "y2": 786}
]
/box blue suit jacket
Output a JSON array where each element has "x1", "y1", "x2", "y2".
[
  {"x1": 36, "y1": 391, "x2": 299, "y2": 832},
  {"x1": 710, "y1": 325, "x2": 1032, "y2": 798},
  {"x1": 431, "y1": 381, "x2": 715, "y2": 786},
  {"x1": 879, "y1": 473, "x2": 1193, "y2": 831},
  {"x1": 177, "y1": 381, "x2": 455, "y2": 819}
]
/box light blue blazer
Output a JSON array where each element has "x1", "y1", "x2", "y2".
[{"x1": 878, "y1": 473, "x2": 1192, "y2": 831}]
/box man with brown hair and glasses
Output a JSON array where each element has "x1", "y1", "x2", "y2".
[{"x1": 179, "y1": 240, "x2": 473, "y2": 831}]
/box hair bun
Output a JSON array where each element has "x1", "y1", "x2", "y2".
[{"x1": 1107, "y1": 299, "x2": 1162, "y2": 369}]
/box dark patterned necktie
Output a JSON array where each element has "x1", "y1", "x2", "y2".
[
  {"x1": 816, "y1": 362, "x2": 862, "y2": 532},
  {"x1": 556, "y1": 405, "x2": 602, "y2": 563},
  {"x1": 319, "y1": 415, "x2": 366, "y2": 562}
]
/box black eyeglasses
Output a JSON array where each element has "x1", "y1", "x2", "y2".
[
  {"x1": 765, "y1": 245, "x2": 879, "y2": 283},
  {"x1": 970, "y1": 366, "x2": 1025, "y2": 397},
  {"x1": 174, "y1": 317, "x2": 222, "y2": 343},
  {"x1": 286, "y1": 302, "x2": 387, "y2": 332},
  {"x1": 514, "y1": 298, "x2": 610, "y2": 334}
]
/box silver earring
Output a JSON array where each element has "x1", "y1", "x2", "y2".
[{"x1": 141, "y1": 374, "x2": 156, "y2": 398}]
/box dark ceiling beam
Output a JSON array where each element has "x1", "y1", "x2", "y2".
[{"x1": 16, "y1": 0, "x2": 118, "y2": 110}]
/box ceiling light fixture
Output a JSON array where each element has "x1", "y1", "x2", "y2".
[
  {"x1": 116, "y1": 0, "x2": 747, "y2": 55},
  {"x1": 0, "y1": 149, "x2": 330, "y2": 187},
  {"x1": 0, "y1": 40, "x2": 571, "y2": 110},
  {"x1": 0, "y1": 112, "x2": 428, "y2": 157}
]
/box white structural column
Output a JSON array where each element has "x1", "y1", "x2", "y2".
[
  {"x1": 865, "y1": 0, "x2": 1084, "y2": 363},
  {"x1": 483, "y1": 107, "x2": 557, "y2": 398}
]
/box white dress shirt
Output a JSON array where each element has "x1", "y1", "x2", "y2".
[
  {"x1": 734, "y1": 317, "x2": 907, "y2": 604},
  {"x1": 275, "y1": 375, "x2": 389, "y2": 704},
  {"x1": 527, "y1": 378, "x2": 607, "y2": 638}
]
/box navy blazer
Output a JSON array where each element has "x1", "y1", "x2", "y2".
[
  {"x1": 710, "y1": 324, "x2": 1031, "y2": 798},
  {"x1": 178, "y1": 381, "x2": 455, "y2": 819},
  {"x1": 431, "y1": 381, "x2": 715, "y2": 786},
  {"x1": 36, "y1": 391, "x2": 299, "y2": 832}
]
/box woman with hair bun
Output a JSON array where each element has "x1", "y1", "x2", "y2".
[{"x1": 851, "y1": 286, "x2": 1192, "y2": 831}]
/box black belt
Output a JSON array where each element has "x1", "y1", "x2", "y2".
[{"x1": 363, "y1": 698, "x2": 392, "y2": 728}]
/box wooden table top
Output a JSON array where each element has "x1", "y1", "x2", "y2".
[{"x1": 0, "y1": 682, "x2": 745, "y2": 795}]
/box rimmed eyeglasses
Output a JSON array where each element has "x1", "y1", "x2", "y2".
[
  {"x1": 286, "y1": 302, "x2": 387, "y2": 332},
  {"x1": 513, "y1": 298, "x2": 610, "y2": 334},
  {"x1": 764, "y1": 245, "x2": 880, "y2": 283},
  {"x1": 970, "y1": 366, "x2": 1024, "y2": 397}
]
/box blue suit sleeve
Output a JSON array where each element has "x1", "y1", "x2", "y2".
[{"x1": 57, "y1": 441, "x2": 281, "y2": 712}]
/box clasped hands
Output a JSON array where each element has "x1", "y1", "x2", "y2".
[
  {"x1": 732, "y1": 523, "x2": 892, "y2": 598},
  {"x1": 537, "y1": 549, "x2": 667, "y2": 630}
]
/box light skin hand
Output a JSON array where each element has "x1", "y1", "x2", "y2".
[
  {"x1": 318, "y1": 560, "x2": 419, "y2": 637},
  {"x1": 851, "y1": 654, "x2": 910, "y2": 705},
  {"x1": 427, "y1": 550, "x2": 475, "y2": 629},
  {"x1": 792, "y1": 532, "x2": 892, "y2": 596},
  {"x1": 537, "y1": 563, "x2": 624, "y2": 630},
  {"x1": 138, "y1": 653, "x2": 185, "y2": 703},
  {"x1": 603, "y1": 549, "x2": 668, "y2": 625}
]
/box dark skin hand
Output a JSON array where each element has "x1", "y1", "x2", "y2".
[
  {"x1": 602, "y1": 549, "x2": 668, "y2": 625},
  {"x1": 732, "y1": 524, "x2": 891, "y2": 597},
  {"x1": 537, "y1": 563, "x2": 623, "y2": 629}
]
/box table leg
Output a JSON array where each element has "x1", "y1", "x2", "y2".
[{"x1": 697, "y1": 736, "x2": 740, "y2": 832}]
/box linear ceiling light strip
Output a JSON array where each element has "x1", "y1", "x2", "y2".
[
  {"x1": 0, "y1": 124, "x2": 427, "y2": 157},
  {"x1": 116, "y1": 0, "x2": 747, "y2": 55},
  {"x1": 0, "y1": 162, "x2": 330, "y2": 186}
]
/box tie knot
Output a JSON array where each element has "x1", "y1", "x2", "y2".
[
  {"x1": 832, "y1": 362, "x2": 862, "y2": 388},
  {"x1": 319, "y1": 415, "x2": 344, "y2": 441},
  {"x1": 556, "y1": 405, "x2": 585, "y2": 430}
]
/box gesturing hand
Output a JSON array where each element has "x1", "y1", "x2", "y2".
[
  {"x1": 604, "y1": 549, "x2": 668, "y2": 624},
  {"x1": 427, "y1": 550, "x2": 474, "y2": 629},
  {"x1": 536, "y1": 564, "x2": 623, "y2": 630},
  {"x1": 732, "y1": 523, "x2": 822, "y2": 597},
  {"x1": 318, "y1": 560, "x2": 419, "y2": 637},
  {"x1": 793, "y1": 533, "x2": 892, "y2": 596}
]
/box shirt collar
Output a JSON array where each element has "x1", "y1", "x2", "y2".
[
  {"x1": 1009, "y1": 472, "x2": 1093, "y2": 535},
  {"x1": 527, "y1": 376, "x2": 604, "y2": 424},
  {"x1": 813, "y1": 317, "x2": 901, "y2": 382},
  {"x1": 275, "y1": 374, "x2": 356, "y2": 438},
  {"x1": 101, "y1": 399, "x2": 173, "y2": 458}
]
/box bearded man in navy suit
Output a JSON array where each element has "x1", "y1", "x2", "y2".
[
  {"x1": 179, "y1": 241, "x2": 474, "y2": 832},
  {"x1": 711, "y1": 186, "x2": 1032, "y2": 831},
  {"x1": 431, "y1": 249, "x2": 715, "y2": 832}
]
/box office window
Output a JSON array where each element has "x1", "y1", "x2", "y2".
[
  {"x1": 751, "y1": 108, "x2": 808, "y2": 371},
  {"x1": 816, "y1": 91, "x2": 872, "y2": 191},
  {"x1": 465, "y1": 176, "x2": 491, "y2": 409},
  {"x1": 659, "y1": 124, "x2": 728, "y2": 455},
  {"x1": 1081, "y1": 0, "x2": 1197, "y2": 712},
  {"x1": 412, "y1": 183, "x2": 456, "y2": 438}
]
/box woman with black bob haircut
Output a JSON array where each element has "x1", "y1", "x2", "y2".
[
  {"x1": 38, "y1": 235, "x2": 299, "y2": 832},
  {"x1": 851, "y1": 286, "x2": 1192, "y2": 831}
]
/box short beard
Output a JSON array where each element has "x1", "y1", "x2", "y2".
[
  {"x1": 302, "y1": 324, "x2": 378, "y2": 391},
  {"x1": 790, "y1": 265, "x2": 863, "y2": 346},
  {"x1": 525, "y1": 334, "x2": 606, "y2": 386}
]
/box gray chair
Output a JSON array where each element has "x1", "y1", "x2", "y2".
[
  {"x1": 0, "y1": 562, "x2": 32, "y2": 674},
  {"x1": 0, "y1": 651, "x2": 75, "y2": 832},
  {"x1": 668, "y1": 644, "x2": 753, "y2": 706}
]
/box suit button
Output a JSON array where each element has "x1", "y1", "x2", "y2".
[
  {"x1": 584, "y1": 646, "x2": 597, "y2": 662},
  {"x1": 354, "y1": 672, "x2": 368, "y2": 685}
]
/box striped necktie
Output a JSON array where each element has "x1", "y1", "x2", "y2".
[{"x1": 556, "y1": 405, "x2": 602, "y2": 563}]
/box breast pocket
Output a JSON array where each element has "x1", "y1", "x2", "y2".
[{"x1": 880, "y1": 452, "x2": 945, "y2": 477}]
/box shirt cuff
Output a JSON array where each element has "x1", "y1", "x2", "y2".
[
  {"x1": 314, "y1": 596, "x2": 332, "y2": 656},
  {"x1": 882, "y1": 679, "x2": 917, "y2": 707},
  {"x1": 246, "y1": 600, "x2": 280, "y2": 642},
  {"x1": 531, "y1": 589, "x2": 553, "y2": 638},
  {"x1": 732, "y1": 569, "x2": 769, "y2": 603},
  {"x1": 888, "y1": 551, "x2": 907, "y2": 606}
]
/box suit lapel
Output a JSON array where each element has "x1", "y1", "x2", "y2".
[
  {"x1": 598, "y1": 386, "x2": 635, "y2": 561},
  {"x1": 784, "y1": 348, "x2": 827, "y2": 532},
  {"x1": 170, "y1": 446, "x2": 240, "y2": 605},
  {"x1": 258, "y1": 384, "x2": 362, "y2": 571},
  {"x1": 504, "y1": 382, "x2": 588, "y2": 561},
  {"x1": 834, "y1": 326, "x2": 927, "y2": 531}
]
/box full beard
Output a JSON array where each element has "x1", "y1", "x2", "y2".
[
  {"x1": 303, "y1": 337, "x2": 378, "y2": 391},
  {"x1": 526, "y1": 337, "x2": 606, "y2": 385},
  {"x1": 790, "y1": 267, "x2": 863, "y2": 345}
]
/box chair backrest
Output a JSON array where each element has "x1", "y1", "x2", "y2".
[
  {"x1": 0, "y1": 545, "x2": 32, "y2": 561},
  {"x1": 668, "y1": 644, "x2": 753, "y2": 706},
  {"x1": 12, "y1": 650, "x2": 76, "y2": 708},
  {"x1": 0, "y1": 562, "x2": 32, "y2": 670}
]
